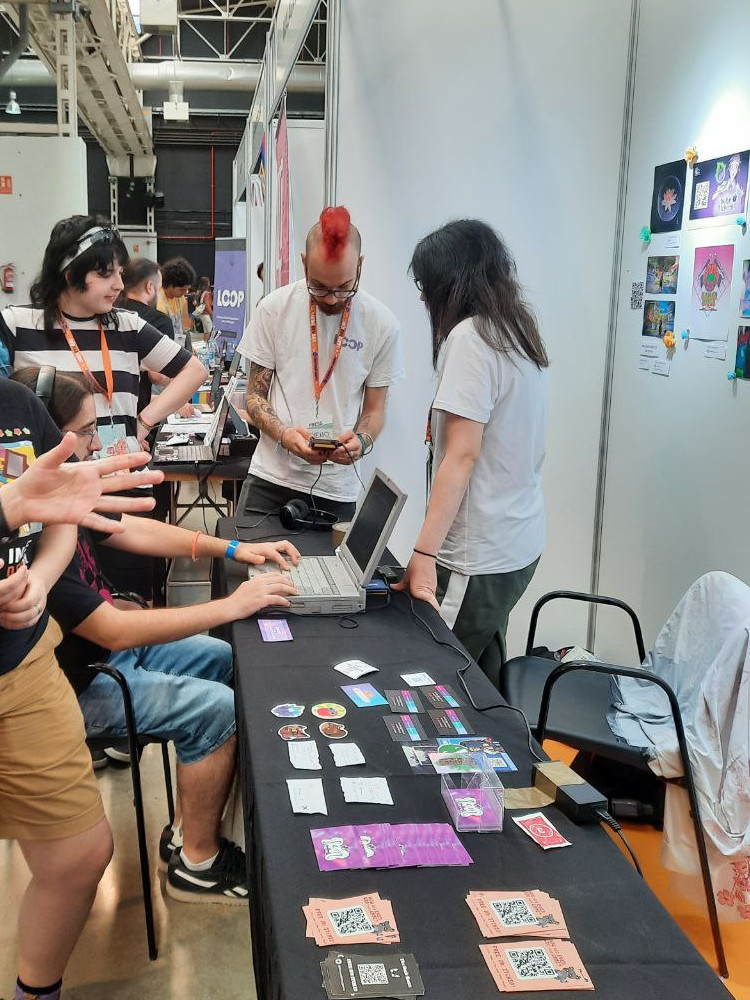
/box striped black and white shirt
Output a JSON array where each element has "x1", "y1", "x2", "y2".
[{"x1": 0, "y1": 305, "x2": 193, "y2": 438}]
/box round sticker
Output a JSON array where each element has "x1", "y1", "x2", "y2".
[
  {"x1": 272, "y1": 703, "x2": 305, "y2": 718},
  {"x1": 319, "y1": 721, "x2": 348, "y2": 740},
  {"x1": 278, "y1": 724, "x2": 310, "y2": 741},
  {"x1": 312, "y1": 702, "x2": 347, "y2": 720}
]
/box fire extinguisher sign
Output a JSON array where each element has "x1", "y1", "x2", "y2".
[{"x1": 0, "y1": 176, "x2": 13, "y2": 195}]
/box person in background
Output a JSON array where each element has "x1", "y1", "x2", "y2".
[
  {"x1": 13, "y1": 366, "x2": 299, "y2": 905},
  {"x1": 237, "y1": 207, "x2": 404, "y2": 520},
  {"x1": 0, "y1": 377, "x2": 161, "y2": 1000},
  {"x1": 395, "y1": 220, "x2": 549, "y2": 687},
  {"x1": 0, "y1": 216, "x2": 207, "y2": 600},
  {"x1": 158, "y1": 257, "x2": 197, "y2": 348},
  {"x1": 194, "y1": 275, "x2": 214, "y2": 339}
]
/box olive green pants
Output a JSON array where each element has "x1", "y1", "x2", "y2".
[{"x1": 436, "y1": 558, "x2": 540, "y2": 689}]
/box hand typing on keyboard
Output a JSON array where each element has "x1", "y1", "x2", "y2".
[
  {"x1": 232, "y1": 539, "x2": 301, "y2": 572},
  {"x1": 229, "y1": 574, "x2": 298, "y2": 618}
]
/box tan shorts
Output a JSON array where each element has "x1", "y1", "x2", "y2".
[{"x1": 0, "y1": 620, "x2": 104, "y2": 841}]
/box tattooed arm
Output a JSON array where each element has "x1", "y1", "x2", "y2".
[{"x1": 245, "y1": 362, "x2": 326, "y2": 464}]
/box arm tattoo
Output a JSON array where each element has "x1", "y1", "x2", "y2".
[{"x1": 246, "y1": 363, "x2": 285, "y2": 439}]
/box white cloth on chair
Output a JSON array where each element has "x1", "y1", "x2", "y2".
[{"x1": 607, "y1": 572, "x2": 750, "y2": 922}]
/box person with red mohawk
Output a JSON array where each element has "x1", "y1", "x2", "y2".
[{"x1": 237, "y1": 206, "x2": 403, "y2": 520}]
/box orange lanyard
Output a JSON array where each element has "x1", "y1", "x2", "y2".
[
  {"x1": 58, "y1": 314, "x2": 114, "y2": 406},
  {"x1": 309, "y1": 297, "x2": 352, "y2": 415}
]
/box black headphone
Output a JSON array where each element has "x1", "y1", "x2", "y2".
[
  {"x1": 279, "y1": 498, "x2": 339, "y2": 532},
  {"x1": 35, "y1": 365, "x2": 56, "y2": 411}
]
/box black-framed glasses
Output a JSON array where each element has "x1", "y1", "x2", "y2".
[{"x1": 307, "y1": 263, "x2": 361, "y2": 301}]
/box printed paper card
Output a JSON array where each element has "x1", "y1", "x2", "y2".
[
  {"x1": 334, "y1": 659, "x2": 378, "y2": 679},
  {"x1": 512, "y1": 812, "x2": 571, "y2": 850},
  {"x1": 650, "y1": 159, "x2": 687, "y2": 234},
  {"x1": 258, "y1": 618, "x2": 293, "y2": 642},
  {"x1": 385, "y1": 689, "x2": 425, "y2": 713},
  {"x1": 466, "y1": 890, "x2": 568, "y2": 939},
  {"x1": 689, "y1": 244, "x2": 735, "y2": 341},
  {"x1": 400, "y1": 671, "x2": 435, "y2": 687},
  {"x1": 304, "y1": 893, "x2": 399, "y2": 946},
  {"x1": 401, "y1": 742, "x2": 439, "y2": 774},
  {"x1": 384, "y1": 714, "x2": 427, "y2": 742},
  {"x1": 341, "y1": 683, "x2": 388, "y2": 708},
  {"x1": 436, "y1": 736, "x2": 517, "y2": 773},
  {"x1": 420, "y1": 684, "x2": 465, "y2": 709},
  {"x1": 479, "y1": 939, "x2": 593, "y2": 992},
  {"x1": 320, "y1": 951, "x2": 425, "y2": 1000},
  {"x1": 428, "y1": 708, "x2": 475, "y2": 737},
  {"x1": 690, "y1": 149, "x2": 750, "y2": 222}
]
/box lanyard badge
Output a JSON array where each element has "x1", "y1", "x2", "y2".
[{"x1": 308, "y1": 298, "x2": 352, "y2": 417}]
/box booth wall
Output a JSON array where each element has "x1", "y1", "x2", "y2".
[
  {"x1": 0, "y1": 137, "x2": 87, "y2": 304},
  {"x1": 596, "y1": 0, "x2": 750, "y2": 662},
  {"x1": 334, "y1": 0, "x2": 631, "y2": 652},
  {"x1": 288, "y1": 119, "x2": 325, "y2": 276}
]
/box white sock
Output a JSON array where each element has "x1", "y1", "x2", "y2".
[{"x1": 181, "y1": 847, "x2": 219, "y2": 871}]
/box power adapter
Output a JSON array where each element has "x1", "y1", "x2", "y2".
[{"x1": 532, "y1": 761, "x2": 608, "y2": 824}]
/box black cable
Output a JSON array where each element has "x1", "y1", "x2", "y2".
[
  {"x1": 401, "y1": 590, "x2": 545, "y2": 763},
  {"x1": 595, "y1": 808, "x2": 644, "y2": 877}
]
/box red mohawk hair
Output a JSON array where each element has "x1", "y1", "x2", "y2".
[{"x1": 319, "y1": 206, "x2": 351, "y2": 262}]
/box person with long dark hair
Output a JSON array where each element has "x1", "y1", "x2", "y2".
[{"x1": 394, "y1": 220, "x2": 548, "y2": 686}]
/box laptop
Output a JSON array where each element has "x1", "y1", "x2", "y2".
[
  {"x1": 153, "y1": 393, "x2": 230, "y2": 464},
  {"x1": 227, "y1": 348, "x2": 241, "y2": 377},
  {"x1": 195, "y1": 365, "x2": 223, "y2": 413},
  {"x1": 247, "y1": 468, "x2": 406, "y2": 615}
]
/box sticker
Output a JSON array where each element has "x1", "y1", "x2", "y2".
[
  {"x1": 272, "y1": 703, "x2": 305, "y2": 718},
  {"x1": 319, "y1": 721, "x2": 348, "y2": 740},
  {"x1": 513, "y1": 811, "x2": 571, "y2": 850},
  {"x1": 312, "y1": 702, "x2": 347, "y2": 719},
  {"x1": 258, "y1": 618, "x2": 293, "y2": 642},
  {"x1": 278, "y1": 724, "x2": 310, "y2": 741}
]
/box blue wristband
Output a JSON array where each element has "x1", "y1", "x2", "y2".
[{"x1": 225, "y1": 539, "x2": 240, "y2": 561}]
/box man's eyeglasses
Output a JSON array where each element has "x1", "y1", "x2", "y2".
[
  {"x1": 72, "y1": 424, "x2": 97, "y2": 446},
  {"x1": 307, "y1": 263, "x2": 361, "y2": 301}
]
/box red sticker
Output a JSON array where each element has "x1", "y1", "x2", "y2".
[{"x1": 513, "y1": 811, "x2": 571, "y2": 850}]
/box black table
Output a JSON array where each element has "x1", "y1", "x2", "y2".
[{"x1": 215, "y1": 517, "x2": 732, "y2": 1000}]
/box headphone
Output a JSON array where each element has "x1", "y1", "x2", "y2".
[
  {"x1": 279, "y1": 498, "x2": 339, "y2": 532},
  {"x1": 35, "y1": 365, "x2": 57, "y2": 411}
]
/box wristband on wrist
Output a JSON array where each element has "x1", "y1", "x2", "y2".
[
  {"x1": 138, "y1": 414, "x2": 155, "y2": 432},
  {"x1": 277, "y1": 426, "x2": 290, "y2": 452},
  {"x1": 355, "y1": 432, "x2": 366, "y2": 458},
  {"x1": 413, "y1": 547, "x2": 437, "y2": 559},
  {"x1": 225, "y1": 539, "x2": 240, "y2": 561}
]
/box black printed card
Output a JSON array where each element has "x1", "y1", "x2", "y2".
[
  {"x1": 385, "y1": 689, "x2": 425, "y2": 714},
  {"x1": 428, "y1": 708, "x2": 475, "y2": 737},
  {"x1": 383, "y1": 714, "x2": 427, "y2": 743},
  {"x1": 420, "y1": 684, "x2": 465, "y2": 709}
]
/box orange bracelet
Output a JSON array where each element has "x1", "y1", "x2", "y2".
[{"x1": 191, "y1": 530, "x2": 202, "y2": 562}]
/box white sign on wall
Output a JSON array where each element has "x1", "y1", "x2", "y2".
[{"x1": 271, "y1": 0, "x2": 318, "y2": 111}]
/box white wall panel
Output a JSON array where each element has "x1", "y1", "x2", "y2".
[
  {"x1": 597, "y1": 0, "x2": 750, "y2": 663},
  {"x1": 0, "y1": 137, "x2": 87, "y2": 305},
  {"x1": 335, "y1": 0, "x2": 630, "y2": 654}
]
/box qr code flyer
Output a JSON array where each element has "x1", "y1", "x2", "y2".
[{"x1": 480, "y1": 939, "x2": 593, "y2": 992}]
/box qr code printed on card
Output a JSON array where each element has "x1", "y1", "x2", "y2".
[
  {"x1": 694, "y1": 180, "x2": 710, "y2": 211},
  {"x1": 506, "y1": 947, "x2": 556, "y2": 980},
  {"x1": 631, "y1": 281, "x2": 644, "y2": 310},
  {"x1": 358, "y1": 963, "x2": 389, "y2": 985},
  {"x1": 490, "y1": 897, "x2": 538, "y2": 927},
  {"x1": 328, "y1": 905, "x2": 374, "y2": 937}
]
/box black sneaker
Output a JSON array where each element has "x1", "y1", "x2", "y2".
[
  {"x1": 103, "y1": 740, "x2": 132, "y2": 766},
  {"x1": 166, "y1": 839, "x2": 249, "y2": 906},
  {"x1": 158, "y1": 824, "x2": 182, "y2": 873},
  {"x1": 89, "y1": 745, "x2": 109, "y2": 771}
]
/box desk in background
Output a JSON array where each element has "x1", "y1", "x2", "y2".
[{"x1": 215, "y1": 517, "x2": 732, "y2": 1000}]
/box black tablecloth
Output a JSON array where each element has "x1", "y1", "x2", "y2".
[{"x1": 215, "y1": 517, "x2": 731, "y2": 1000}]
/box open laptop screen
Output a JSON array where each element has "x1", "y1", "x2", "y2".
[{"x1": 345, "y1": 475, "x2": 400, "y2": 575}]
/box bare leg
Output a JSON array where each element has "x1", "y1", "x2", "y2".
[
  {"x1": 17, "y1": 818, "x2": 113, "y2": 986},
  {"x1": 177, "y1": 734, "x2": 236, "y2": 862}
]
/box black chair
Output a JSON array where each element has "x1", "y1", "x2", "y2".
[
  {"x1": 500, "y1": 590, "x2": 728, "y2": 979},
  {"x1": 84, "y1": 591, "x2": 176, "y2": 961}
]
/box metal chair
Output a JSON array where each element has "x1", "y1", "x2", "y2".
[
  {"x1": 499, "y1": 590, "x2": 728, "y2": 978},
  {"x1": 84, "y1": 591, "x2": 176, "y2": 961}
]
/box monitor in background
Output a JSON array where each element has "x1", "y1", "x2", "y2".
[
  {"x1": 208, "y1": 365, "x2": 223, "y2": 407},
  {"x1": 228, "y1": 349, "x2": 241, "y2": 377}
]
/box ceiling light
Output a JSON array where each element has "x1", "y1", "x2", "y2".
[{"x1": 5, "y1": 91, "x2": 21, "y2": 115}]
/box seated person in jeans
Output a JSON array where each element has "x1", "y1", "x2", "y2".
[{"x1": 12, "y1": 367, "x2": 299, "y2": 905}]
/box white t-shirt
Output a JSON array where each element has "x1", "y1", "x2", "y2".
[
  {"x1": 431, "y1": 318, "x2": 548, "y2": 575},
  {"x1": 237, "y1": 279, "x2": 404, "y2": 501}
]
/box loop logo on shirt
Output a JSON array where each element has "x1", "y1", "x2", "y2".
[{"x1": 343, "y1": 337, "x2": 363, "y2": 352}]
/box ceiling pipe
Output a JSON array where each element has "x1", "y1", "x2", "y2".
[
  {"x1": 0, "y1": 4, "x2": 29, "y2": 84},
  {"x1": 2, "y1": 58, "x2": 325, "y2": 93}
]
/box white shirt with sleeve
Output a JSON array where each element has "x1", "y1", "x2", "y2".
[
  {"x1": 431, "y1": 317, "x2": 548, "y2": 575},
  {"x1": 237, "y1": 279, "x2": 404, "y2": 502}
]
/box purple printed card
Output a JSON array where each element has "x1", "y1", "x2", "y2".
[
  {"x1": 258, "y1": 618, "x2": 293, "y2": 642},
  {"x1": 356, "y1": 824, "x2": 401, "y2": 869},
  {"x1": 310, "y1": 826, "x2": 363, "y2": 871}
]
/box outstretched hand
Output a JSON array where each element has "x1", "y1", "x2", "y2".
[
  {"x1": 391, "y1": 554, "x2": 440, "y2": 611},
  {"x1": 2, "y1": 433, "x2": 164, "y2": 534}
]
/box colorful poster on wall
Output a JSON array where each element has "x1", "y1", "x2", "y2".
[
  {"x1": 739, "y1": 260, "x2": 750, "y2": 317},
  {"x1": 734, "y1": 326, "x2": 750, "y2": 379},
  {"x1": 650, "y1": 160, "x2": 687, "y2": 233},
  {"x1": 642, "y1": 299, "x2": 675, "y2": 339},
  {"x1": 646, "y1": 255, "x2": 679, "y2": 295},
  {"x1": 689, "y1": 150, "x2": 749, "y2": 222},
  {"x1": 689, "y1": 244, "x2": 734, "y2": 341}
]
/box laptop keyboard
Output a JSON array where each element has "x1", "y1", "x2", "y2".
[
  {"x1": 287, "y1": 558, "x2": 341, "y2": 596},
  {"x1": 156, "y1": 444, "x2": 210, "y2": 462}
]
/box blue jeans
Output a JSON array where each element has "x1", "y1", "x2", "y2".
[{"x1": 78, "y1": 635, "x2": 236, "y2": 765}]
